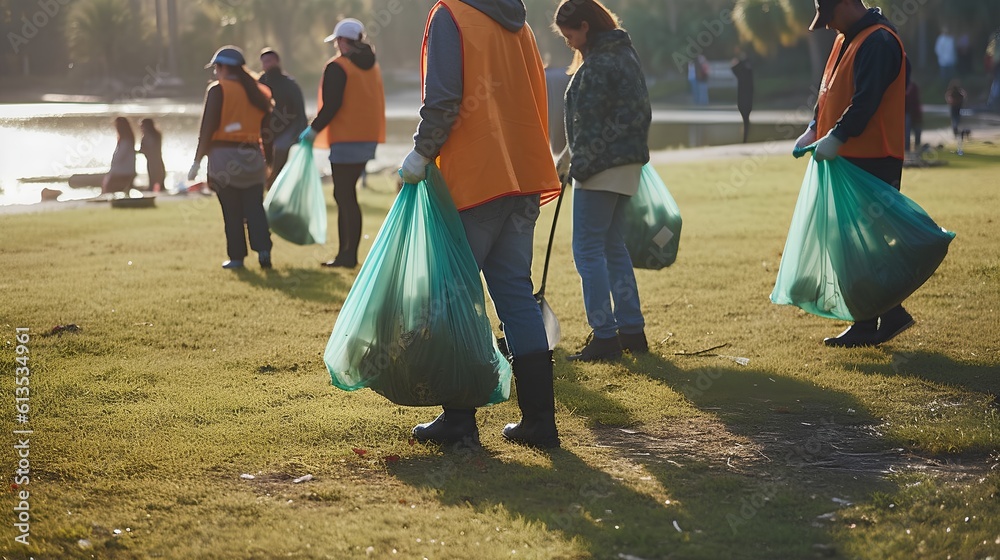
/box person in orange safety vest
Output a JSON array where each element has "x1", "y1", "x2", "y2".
[
  {"x1": 400, "y1": 0, "x2": 562, "y2": 449},
  {"x1": 300, "y1": 18, "x2": 386, "y2": 269},
  {"x1": 793, "y1": 0, "x2": 915, "y2": 348},
  {"x1": 189, "y1": 46, "x2": 274, "y2": 270}
]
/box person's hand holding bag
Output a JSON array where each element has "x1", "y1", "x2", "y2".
[{"x1": 400, "y1": 149, "x2": 430, "y2": 184}]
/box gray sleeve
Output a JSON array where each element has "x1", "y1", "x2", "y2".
[{"x1": 413, "y1": 9, "x2": 464, "y2": 159}]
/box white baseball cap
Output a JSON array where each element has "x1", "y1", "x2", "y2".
[{"x1": 325, "y1": 18, "x2": 365, "y2": 42}]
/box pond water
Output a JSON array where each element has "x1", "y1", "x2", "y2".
[{"x1": 0, "y1": 101, "x2": 956, "y2": 206}]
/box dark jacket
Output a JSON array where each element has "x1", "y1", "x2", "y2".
[
  {"x1": 811, "y1": 8, "x2": 909, "y2": 143},
  {"x1": 259, "y1": 67, "x2": 307, "y2": 148},
  {"x1": 310, "y1": 43, "x2": 377, "y2": 132},
  {"x1": 564, "y1": 29, "x2": 651, "y2": 182}
]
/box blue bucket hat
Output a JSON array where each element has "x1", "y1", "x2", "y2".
[{"x1": 205, "y1": 46, "x2": 246, "y2": 69}]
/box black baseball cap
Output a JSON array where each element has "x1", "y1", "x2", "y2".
[{"x1": 809, "y1": 0, "x2": 837, "y2": 32}]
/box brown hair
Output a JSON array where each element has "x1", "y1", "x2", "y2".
[
  {"x1": 553, "y1": 0, "x2": 621, "y2": 73},
  {"x1": 219, "y1": 64, "x2": 273, "y2": 114}
]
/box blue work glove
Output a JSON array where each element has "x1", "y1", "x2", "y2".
[
  {"x1": 298, "y1": 127, "x2": 318, "y2": 145},
  {"x1": 814, "y1": 131, "x2": 844, "y2": 162},
  {"x1": 399, "y1": 149, "x2": 430, "y2": 184}
]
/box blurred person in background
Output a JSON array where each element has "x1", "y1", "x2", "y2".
[
  {"x1": 138, "y1": 118, "x2": 165, "y2": 192},
  {"x1": 102, "y1": 117, "x2": 136, "y2": 194},
  {"x1": 258, "y1": 48, "x2": 307, "y2": 188},
  {"x1": 299, "y1": 18, "x2": 386, "y2": 269},
  {"x1": 188, "y1": 46, "x2": 274, "y2": 270},
  {"x1": 946, "y1": 79, "x2": 967, "y2": 155},
  {"x1": 731, "y1": 48, "x2": 754, "y2": 143},
  {"x1": 904, "y1": 81, "x2": 922, "y2": 154}
]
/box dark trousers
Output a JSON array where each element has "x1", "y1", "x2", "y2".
[
  {"x1": 331, "y1": 163, "x2": 366, "y2": 264},
  {"x1": 216, "y1": 183, "x2": 272, "y2": 261},
  {"x1": 267, "y1": 146, "x2": 291, "y2": 189}
]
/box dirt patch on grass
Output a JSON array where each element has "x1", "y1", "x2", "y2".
[{"x1": 591, "y1": 416, "x2": 994, "y2": 481}]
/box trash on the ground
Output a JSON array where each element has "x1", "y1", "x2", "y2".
[
  {"x1": 292, "y1": 474, "x2": 314, "y2": 484},
  {"x1": 672, "y1": 520, "x2": 683, "y2": 533},
  {"x1": 675, "y1": 343, "x2": 729, "y2": 356},
  {"x1": 832, "y1": 497, "x2": 853, "y2": 507},
  {"x1": 77, "y1": 539, "x2": 93, "y2": 550},
  {"x1": 239, "y1": 474, "x2": 255, "y2": 480},
  {"x1": 720, "y1": 355, "x2": 750, "y2": 366},
  {"x1": 45, "y1": 323, "x2": 82, "y2": 337}
]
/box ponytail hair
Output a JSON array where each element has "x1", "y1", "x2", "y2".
[{"x1": 221, "y1": 64, "x2": 272, "y2": 114}]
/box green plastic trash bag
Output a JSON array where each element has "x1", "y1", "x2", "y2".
[
  {"x1": 324, "y1": 165, "x2": 512, "y2": 408},
  {"x1": 623, "y1": 164, "x2": 682, "y2": 269},
  {"x1": 263, "y1": 140, "x2": 326, "y2": 245},
  {"x1": 771, "y1": 146, "x2": 956, "y2": 321}
]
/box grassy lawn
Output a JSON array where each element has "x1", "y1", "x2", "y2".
[{"x1": 1, "y1": 143, "x2": 998, "y2": 559}]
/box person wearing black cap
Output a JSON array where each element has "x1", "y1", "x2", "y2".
[
  {"x1": 793, "y1": 0, "x2": 914, "y2": 348},
  {"x1": 299, "y1": 18, "x2": 386, "y2": 269},
  {"x1": 258, "y1": 48, "x2": 308, "y2": 188},
  {"x1": 189, "y1": 46, "x2": 275, "y2": 270}
]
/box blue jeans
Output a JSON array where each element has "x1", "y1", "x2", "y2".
[
  {"x1": 460, "y1": 194, "x2": 548, "y2": 357},
  {"x1": 572, "y1": 189, "x2": 644, "y2": 339}
]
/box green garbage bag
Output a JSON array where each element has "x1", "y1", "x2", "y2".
[
  {"x1": 263, "y1": 141, "x2": 326, "y2": 245},
  {"x1": 623, "y1": 164, "x2": 682, "y2": 269},
  {"x1": 771, "y1": 146, "x2": 956, "y2": 321},
  {"x1": 324, "y1": 165, "x2": 511, "y2": 408}
]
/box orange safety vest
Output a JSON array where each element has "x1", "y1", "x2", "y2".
[
  {"x1": 422, "y1": 0, "x2": 560, "y2": 211},
  {"x1": 211, "y1": 79, "x2": 271, "y2": 144},
  {"x1": 817, "y1": 24, "x2": 906, "y2": 160},
  {"x1": 315, "y1": 56, "x2": 387, "y2": 150}
]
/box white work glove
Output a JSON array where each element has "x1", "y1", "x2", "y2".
[
  {"x1": 298, "y1": 127, "x2": 318, "y2": 145},
  {"x1": 399, "y1": 149, "x2": 430, "y2": 184},
  {"x1": 555, "y1": 147, "x2": 571, "y2": 182},
  {"x1": 814, "y1": 131, "x2": 844, "y2": 162},
  {"x1": 794, "y1": 128, "x2": 817, "y2": 152},
  {"x1": 187, "y1": 160, "x2": 201, "y2": 182}
]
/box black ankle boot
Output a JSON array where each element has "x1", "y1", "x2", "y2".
[
  {"x1": 503, "y1": 351, "x2": 560, "y2": 449},
  {"x1": 567, "y1": 333, "x2": 622, "y2": 362},
  {"x1": 877, "y1": 305, "x2": 915, "y2": 343},
  {"x1": 824, "y1": 318, "x2": 879, "y2": 348},
  {"x1": 412, "y1": 408, "x2": 479, "y2": 446},
  {"x1": 619, "y1": 330, "x2": 648, "y2": 354}
]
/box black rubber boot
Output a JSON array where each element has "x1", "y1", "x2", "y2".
[
  {"x1": 823, "y1": 318, "x2": 879, "y2": 348},
  {"x1": 567, "y1": 333, "x2": 622, "y2": 362},
  {"x1": 412, "y1": 408, "x2": 479, "y2": 447},
  {"x1": 619, "y1": 330, "x2": 649, "y2": 355},
  {"x1": 503, "y1": 351, "x2": 560, "y2": 449}
]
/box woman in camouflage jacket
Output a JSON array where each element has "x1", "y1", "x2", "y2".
[{"x1": 556, "y1": 0, "x2": 652, "y2": 362}]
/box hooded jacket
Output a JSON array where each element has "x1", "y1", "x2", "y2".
[
  {"x1": 414, "y1": 0, "x2": 527, "y2": 158},
  {"x1": 564, "y1": 29, "x2": 651, "y2": 182},
  {"x1": 311, "y1": 43, "x2": 378, "y2": 132}
]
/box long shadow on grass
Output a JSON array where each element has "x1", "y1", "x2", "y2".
[
  {"x1": 610, "y1": 353, "x2": 913, "y2": 557},
  {"x1": 390, "y1": 446, "x2": 702, "y2": 557},
  {"x1": 841, "y1": 349, "x2": 999, "y2": 399},
  {"x1": 233, "y1": 267, "x2": 349, "y2": 303}
]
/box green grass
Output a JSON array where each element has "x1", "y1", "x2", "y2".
[{"x1": 1, "y1": 143, "x2": 998, "y2": 559}]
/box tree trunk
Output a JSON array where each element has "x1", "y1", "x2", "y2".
[
  {"x1": 166, "y1": 0, "x2": 178, "y2": 75},
  {"x1": 154, "y1": 0, "x2": 163, "y2": 67}
]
